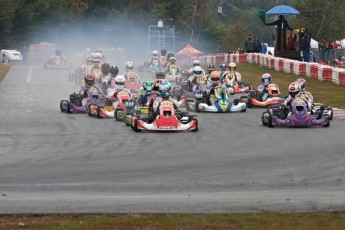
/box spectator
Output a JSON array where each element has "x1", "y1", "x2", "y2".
[
  {"x1": 265, "y1": 15, "x2": 293, "y2": 51},
  {"x1": 301, "y1": 28, "x2": 311, "y2": 62},
  {"x1": 253, "y1": 37, "x2": 262, "y2": 53},
  {"x1": 157, "y1": 18, "x2": 164, "y2": 35},
  {"x1": 244, "y1": 35, "x2": 254, "y2": 53},
  {"x1": 261, "y1": 42, "x2": 267, "y2": 54},
  {"x1": 168, "y1": 18, "x2": 174, "y2": 35}
]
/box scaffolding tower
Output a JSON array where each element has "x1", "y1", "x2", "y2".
[{"x1": 147, "y1": 26, "x2": 175, "y2": 55}]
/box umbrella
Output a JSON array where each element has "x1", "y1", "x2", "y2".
[{"x1": 267, "y1": 4, "x2": 300, "y2": 16}]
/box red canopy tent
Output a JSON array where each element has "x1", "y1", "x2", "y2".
[{"x1": 175, "y1": 44, "x2": 205, "y2": 58}]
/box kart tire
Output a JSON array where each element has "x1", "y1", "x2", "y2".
[
  {"x1": 233, "y1": 99, "x2": 240, "y2": 106},
  {"x1": 134, "y1": 119, "x2": 141, "y2": 132},
  {"x1": 323, "y1": 119, "x2": 330, "y2": 127},
  {"x1": 247, "y1": 98, "x2": 253, "y2": 108},
  {"x1": 195, "y1": 101, "x2": 200, "y2": 113},
  {"x1": 97, "y1": 106, "x2": 102, "y2": 118},
  {"x1": 115, "y1": 108, "x2": 124, "y2": 121},
  {"x1": 316, "y1": 110, "x2": 323, "y2": 120},
  {"x1": 60, "y1": 100, "x2": 66, "y2": 112},
  {"x1": 66, "y1": 102, "x2": 72, "y2": 113},
  {"x1": 267, "y1": 114, "x2": 274, "y2": 128},
  {"x1": 241, "y1": 108, "x2": 246, "y2": 112},
  {"x1": 88, "y1": 105, "x2": 92, "y2": 116},
  {"x1": 191, "y1": 117, "x2": 198, "y2": 132},
  {"x1": 261, "y1": 112, "x2": 267, "y2": 126},
  {"x1": 248, "y1": 90, "x2": 256, "y2": 98}
]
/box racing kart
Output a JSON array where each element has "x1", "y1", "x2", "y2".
[
  {"x1": 240, "y1": 83, "x2": 285, "y2": 108},
  {"x1": 44, "y1": 56, "x2": 72, "y2": 69},
  {"x1": 125, "y1": 71, "x2": 141, "y2": 93},
  {"x1": 60, "y1": 86, "x2": 103, "y2": 113},
  {"x1": 262, "y1": 98, "x2": 330, "y2": 128},
  {"x1": 165, "y1": 64, "x2": 180, "y2": 82},
  {"x1": 175, "y1": 70, "x2": 189, "y2": 86},
  {"x1": 222, "y1": 73, "x2": 252, "y2": 94},
  {"x1": 130, "y1": 100, "x2": 198, "y2": 132},
  {"x1": 186, "y1": 86, "x2": 246, "y2": 113}
]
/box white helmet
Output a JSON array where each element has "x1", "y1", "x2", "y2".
[
  {"x1": 193, "y1": 66, "x2": 203, "y2": 77},
  {"x1": 125, "y1": 61, "x2": 134, "y2": 71},
  {"x1": 114, "y1": 75, "x2": 126, "y2": 89},
  {"x1": 193, "y1": 59, "x2": 200, "y2": 66},
  {"x1": 152, "y1": 50, "x2": 159, "y2": 56}
]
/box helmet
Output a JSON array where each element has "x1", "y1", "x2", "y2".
[
  {"x1": 155, "y1": 67, "x2": 165, "y2": 79},
  {"x1": 158, "y1": 81, "x2": 171, "y2": 98},
  {"x1": 153, "y1": 79, "x2": 164, "y2": 91},
  {"x1": 110, "y1": 65, "x2": 119, "y2": 76},
  {"x1": 193, "y1": 59, "x2": 200, "y2": 66},
  {"x1": 169, "y1": 57, "x2": 176, "y2": 64},
  {"x1": 95, "y1": 49, "x2": 102, "y2": 54},
  {"x1": 143, "y1": 81, "x2": 154, "y2": 92},
  {"x1": 261, "y1": 73, "x2": 272, "y2": 86},
  {"x1": 84, "y1": 73, "x2": 96, "y2": 86},
  {"x1": 219, "y1": 61, "x2": 227, "y2": 71},
  {"x1": 85, "y1": 55, "x2": 92, "y2": 64},
  {"x1": 208, "y1": 64, "x2": 215, "y2": 73},
  {"x1": 193, "y1": 66, "x2": 203, "y2": 77},
  {"x1": 125, "y1": 61, "x2": 134, "y2": 71},
  {"x1": 210, "y1": 71, "x2": 220, "y2": 85},
  {"x1": 55, "y1": 49, "x2": 62, "y2": 56},
  {"x1": 114, "y1": 75, "x2": 126, "y2": 89},
  {"x1": 152, "y1": 50, "x2": 159, "y2": 56},
  {"x1": 228, "y1": 62, "x2": 237, "y2": 71},
  {"x1": 161, "y1": 49, "x2": 167, "y2": 56},
  {"x1": 288, "y1": 82, "x2": 301, "y2": 98},
  {"x1": 101, "y1": 63, "x2": 110, "y2": 75},
  {"x1": 296, "y1": 78, "x2": 306, "y2": 90}
]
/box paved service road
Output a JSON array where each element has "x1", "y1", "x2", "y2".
[{"x1": 1, "y1": 65, "x2": 345, "y2": 214}]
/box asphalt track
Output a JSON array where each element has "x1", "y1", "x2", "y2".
[{"x1": 1, "y1": 64, "x2": 345, "y2": 214}]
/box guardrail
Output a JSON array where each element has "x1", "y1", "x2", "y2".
[{"x1": 180, "y1": 53, "x2": 345, "y2": 86}]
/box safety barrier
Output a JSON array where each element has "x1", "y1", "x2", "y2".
[{"x1": 181, "y1": 53, "x2": 345, "y2": 86}]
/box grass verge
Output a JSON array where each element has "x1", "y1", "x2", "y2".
[
  {"x1": 0, "y1": 64, "x2": 11, "y2": 83},
  {"x1": 200, "y1": 63, "x2": 345, "y2": 109},
  {"x1": 1, "y1": 213, "x2": 345, "y2": 229}
]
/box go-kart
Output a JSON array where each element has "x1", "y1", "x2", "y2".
[
  {"x1": 44, "y1": 56, "x2": 72, "y2": 69},
  {"x1": 262, "y1": 98, "x2": 330, "y2": 128},
  {"x1": 131, "y1": 100, "x2": 198, "y2": 132},
  {"x1": 240, "y1": 83, "x2": 285, "y2": 108},
  {"x1": 165, "y1": 64, "x2": 180, "y2": 82},
  {"x1": 60, "y1": 86, "x2": 103, "y2": 113},
  {"x1": 175, "y1": 70, "x2": 189, "y2": 86},
  {"x1": 186, "y1": 86, "x2": 246, "y2": 113},
  {"x1": 125, "y1": 71, "x2": 141, "y2": 92},
  {"x1": 222, "y1": 73, "x2": 252, "y2": 94}
]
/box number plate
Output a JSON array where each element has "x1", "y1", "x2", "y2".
[
  {"x1": 195, "y1": 93, "x2": 203, "y2": 99},
  {"x1": 159, "y1": 126, "x2": 176, "y2": 130}
]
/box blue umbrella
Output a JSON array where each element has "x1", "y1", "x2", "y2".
[{"x1": 267, "y1": 4, "x2": 300, "y2": 16}]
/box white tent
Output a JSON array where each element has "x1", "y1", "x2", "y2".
[{"x1": 310, "y1": 38, "x2": 319, "y2": 49}]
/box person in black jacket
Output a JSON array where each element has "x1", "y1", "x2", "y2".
[{"x1": 301, "y1": 29, "x2": 311, "y2": 62}]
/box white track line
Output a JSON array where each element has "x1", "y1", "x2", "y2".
[{"x1": 26, "y1": 65, "x2": 33, "y2": 83}]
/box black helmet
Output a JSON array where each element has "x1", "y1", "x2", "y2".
[
  {"x1": 208, "y1": 64, "x2": 215, "y2": 72},
  {"x1": 110, "y1": 65, "x2": 119, "y2": 76}
]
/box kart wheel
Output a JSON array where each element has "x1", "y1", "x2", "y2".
[
  {"x1": 97, "y1": 106, "x2": 102, "y2": 118},
  {"x1": 195, "y1": 101, "x2": 200, "y2": 113},
  {"x1": 261, "y1": 112, "x2": 267, "y2": 126},
  {"x1": 115, "y1": 108, "x2": 124, "y2": 121},
  {"x1": 248, "y1": 90, "x2": 256, "y2": 98},
  {"x1": 233, "y1": 99, "x2": 240, "y2": 106},
  {"x1": 247, "y1": 98, "x2": 253, "y2": 108},
  {"x1": 323, "y1": 119, "x2": 330, "y2": 127},
  {"x1": 241, "y1": 108, "x2": 246, "y2": 112},
  {"x1": 191, "y1": 117, "x2": 198, "y2": 132},
  {"x1": 88, "y1": 105, "x2": 92, "y2": 116},
  {"x1": 66, "y1": 102, "x2": 72, "y2": 113},
  {"x1": 267, "y1": 114, "x2": 274, "y2": 128},
  {"x1": 60, "y1": 100, "x2": 66, "y2": 112},
  {"x1": 316, "y1": 110, "x2": 323, "y2": 120},
  {"x1": 133, "y1": 119, "x2": 141, "y2": 132}
]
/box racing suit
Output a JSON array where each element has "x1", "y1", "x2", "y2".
[
  {"x1": 257, "y1": 84, "x2": 270, "y2": 101},
  {"x1": 205, "y1": 81, "x2": 223, "y2": 105},
  {"x1": 300, "y1": 89, "x2": 314, "y2": 110},
  {"x1": 79, "y1": 84, "x2": 105, "y2": 105},
  {"x1": 96, "y1": 73, "x2": 112, "y2": 95},
  {"x1": 152, "y1": 96, "x2": 181, "y2": 116},
  {"x1": 165, "y1": 63, "x2": 180, "y2": 75},
  {"x1": 149, "y1": 57, "x2": 160, "y2": 69}
]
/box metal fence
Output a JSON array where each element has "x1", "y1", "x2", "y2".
[{"x1": 313, "y1": 49, "x2": 345, "y2": 63}]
